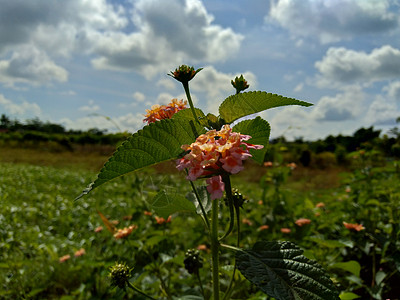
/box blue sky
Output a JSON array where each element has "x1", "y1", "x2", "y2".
[{"x1": 1, "y1": 0, "x2": 400, "y2": 140}]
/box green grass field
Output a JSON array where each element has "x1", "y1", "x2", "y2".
[{"x1": 1, "y1": 147, "x2": 399, "y2": 299}]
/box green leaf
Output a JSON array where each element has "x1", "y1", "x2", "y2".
[
  {"x1": 77, "y1": 118, "x2": 205, "y2": 199},
  {"x1": 339, "y1": 292, "x2": 360, "y2": 300},
  {"x1": 308, "y1": 237, "x2": 349, "y2": 248},
  {"x1": 150, "y1": 190, "x2": 196, "y2": 218},
  {"x1": 186, "y1": 186, "x2": 212, "y2": 215},
  {"x1": 171, "y1": 108, "x2": 205, "y2": 120},
  {"x1": 330, "y1": 261, "x2": 361, "y2": 277},
  {"x1": 236, "y1": 241, "x2": 340, "y2": 300},
  {"x1": 232, "y1": 116, "x2": 270, "y2": 164},
  {"x1": 219, "y1": 91, "x2": 313, "y2": 124}
]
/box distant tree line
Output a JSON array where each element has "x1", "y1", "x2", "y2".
[
  {"x1": 0, "y1": 114, "x2": 129, "y2": 149},
  {"x1": 1, "y1": 114, "x2": 400, "y2": 160}
]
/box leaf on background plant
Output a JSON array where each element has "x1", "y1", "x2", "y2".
[
  {"x1": 186, "y1": 186, "x2": 212, "y2": 215},
  {"x1": 308, "y1": 237, "x2": 349, "y2": 248},
  {"x1": 232, "y1": 116, "x2": 270, "y2": 164},
  {"x1": 219, "y1": 91, "x2": 313, "y2": 124},
  {"x1": 97, "y1": 210, "x2": 116, "y2": 234},
  {"x1": 339, "y1": 292, "x2": 360, "y2": 300},
  {"x1": 150, "y1": 190, "x2": 196, "y2": 219},
  {"x1": 236, "y1": 240, "x2": 340, "y2": 300},
  {"x1": 330, "y1": 261, "x2": 361, "y2": 277},
  {"x1": 76, "y1": 118, "x2": 205, "y2": 199}
]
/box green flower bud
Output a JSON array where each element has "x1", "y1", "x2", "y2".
[
  {"x1": 109, "y1": 262, "x2": 132, "y2": 289},
  {"x1": 231, "y1": 74, "x2": 249, "y2": 94},
  {"x1": 169, "y1": 65, "x2": 203, "y2": 84}
]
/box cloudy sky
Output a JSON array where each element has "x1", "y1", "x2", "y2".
[{"x1": 1, "y1": 0, "x2": 400, "y2": 140}]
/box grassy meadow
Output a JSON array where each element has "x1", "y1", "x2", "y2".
[{"x1": 1, "y1": 144, "x2": 399, "y2": 299}]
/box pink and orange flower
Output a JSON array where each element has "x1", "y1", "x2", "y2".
[
  {"x1": 144, "y1": 99, "x2": 187, "y2": 124},
  {"x1": 343, "y1": 222, "x2": 365, "y2": 231},
  {"x1": 176, "y1": 125, "x2": 263, "y2": 200},
  {"x1": 295, "y1": 218, "x2": 311, "y2": 227}
]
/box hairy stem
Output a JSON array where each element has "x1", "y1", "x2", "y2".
[
  {"x1": 211, "y1": 199, "x2": 220, "y2": 300},
  {"x1": 219, "y1": 175, "x2": 234, "y2": 241},
  {"x1": 183, "y1": 82, "x2": 199, "y2": 123},
  {"x1": 127, "y1": 281, "x2": 157, "y2": 300}
]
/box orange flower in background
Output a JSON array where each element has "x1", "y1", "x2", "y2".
[
  {"x1": 295, "y1": 218, "x2": 311, "y2": 227},
  {"x1": 343, "y1": 222, "x2": 365, "y2": 231},
  {"x1": 258, "y1": 225, "x2": 269, "y2": 231},
  {"x1": 144, "y1": 99, "x2": 187, "y2": 124},
  {"x1": 74, "y1": 248, "x2": 86, "y2": 257},
  {"x1": 114, "y1": 225, "x2": 138, "y2": 239},
  {"x1": 144, "y1": 211, "x2": 153, "y2": 216},
  {"x1": 59, "y1": 254, "x2": 71, "y2": 263},
  {"x1": 94, "y1": 226, "x2": 103, "y2": 233},
  {"x1": 280, "y1": 228, "x2": 291, "y2": 234},
  {"x1": 197, "y1": 244, "x2": 208, "y2": 251},
  {"x1": 264, "y1": 161, "x2": 273, "y2": 167},
  {"x1": 155, "y1": 215, "x2": 172, "y2": 224},
  {"x1": 242, "y1": 218, "x2": 253, "y2": 226},
  {"x1": 316, "y1": 202, "x2": 325, "y2": 208},
  {"x1": 286, "y1": 162, "x2": 297, "y2": 170}
]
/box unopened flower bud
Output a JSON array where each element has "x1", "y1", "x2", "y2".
[
  {"x1": 231, "y1": 74, "x2": 249, "y2": 94},
  {"x1": 169, "y1": 65, "x2": 203, "y2": 84},
  {"x1": 109, "y1": 262, "x2": 132, "y2": 289}
]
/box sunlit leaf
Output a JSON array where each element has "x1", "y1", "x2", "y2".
[
  {"x1": 150, "y1": 190, "x2": 196, "y2": 219},
  {"x1": 219, "y1": 91, "x2": 313, "y2": 124},
  {"x1": 330, "y1": 261, "x2": 361, "y2": 277},
  {"x1": 232, "y1": 116, "x2": 270, "y2": 164},
  {"x1": 236, "y1": 240, "x2": 340, "y2": 300},
  {"x1": 77, "y1": 118, "x2": 205, "y2": 199},
  {"x1": 186, "y1": 186, "x2": 212, "y2": 215}
]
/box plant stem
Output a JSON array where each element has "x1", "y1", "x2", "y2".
[
  {"x1": 222, "y1": 201, "x2": 241, "y2": 300},
  {"x1": 187, "y1": 171, "x2": 210, "y2": 231},
  {"x1": 219, "y1": 175, "x2": 234, "y2": 241},
  {"x1": 183, "y1": 82, "x2": 199, "y2": 123},
  {"x1": 211, "y1": 199, "x2": 220, "y2": 300},
  {"x1": 127, "y1": 281, "x2": 157, "y2": 300}
]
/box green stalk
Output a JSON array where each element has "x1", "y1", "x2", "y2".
[
  {"x1": 211, "y1": 199, "x2": 220, "y2": 300},
  {"x1": 127, "y1": 281, "x2": 157, "y2": 300},
  {"x1": 219, "y1": 175, "x2": 234, "y2": 242},
  {"x1": 186, "y1": 170, "x2": 210, "y2": 231},
  {"x1": 182, "y1": 82, "x2": 199, "y2": 123}
]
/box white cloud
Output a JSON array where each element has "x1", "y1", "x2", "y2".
[
  {"x1": 312, "y1": 86, "x2": 365, "y2": 121},
  {"x1": 191, "y1": 66, "x2": 257, "y2": 114},
  {"x1": 384, "y1": 81, "x2": 400, "y2": 100},
  {"x1": 91, "y1": 0, "x2": 243, "y2": 77},
  {"x1": 266, "y1": 0, "x2": 399, "y2": 44},
  {"x1": 365, "y1": 95, "x2": 399, "y2": 125},
  {"x1": 315, "y1": 45, "x2": 400, "y2": 87},
  {"x1": 157, "y1": 78, "x2": 177, "y2": 91},
  {"x1": 0, "y1": 94, "x2": 41, "y2": 116},
  {"x1": 132, "y1": 92, "x2": 146, "y2": 102},
  {"x1": 0, "y1": 46, "x2": 68, "y2": 87}
]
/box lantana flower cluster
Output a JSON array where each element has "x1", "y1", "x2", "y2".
[
  {"x1": 144, "y1": 99, "x2": 187, "y2": 124},
  {"x1": 176, "y1": 125, "x2": 263, "y2": 200}
]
